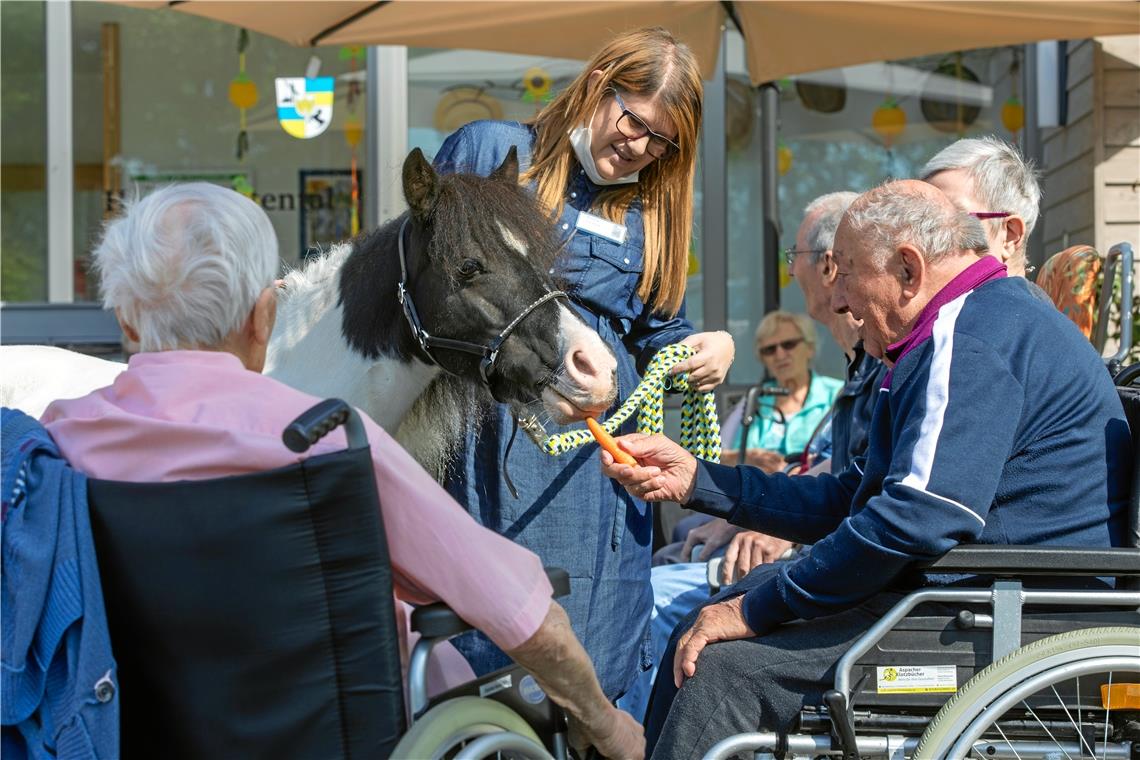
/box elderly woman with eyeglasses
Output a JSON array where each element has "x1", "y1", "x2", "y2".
[
  {"x1": 430, "y1": 27, "x2": 735, "y2": 701},
  {"x1": 722, "y1": 311, "x2": 843, "y2": 473}
]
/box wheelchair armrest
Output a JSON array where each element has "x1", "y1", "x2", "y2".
[
  {"x1": 918, "y1": 545, "x2": 1140, "y2": 577},
  {"x1": 410, "y1": 567, "x2": 571, "y2": 639}
]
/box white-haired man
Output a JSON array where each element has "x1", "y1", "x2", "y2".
[
  {"x1": 604, "y1": 180, "x2": 1130, "y2": 758},
  {"x1": 921, "y1": 136, "x2": 1041, "y2": 277},
  {"x1": 39, "y1": 183, "x2": 643, "y2": 759}
]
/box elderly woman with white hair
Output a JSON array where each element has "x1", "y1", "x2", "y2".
[
  {"x1": 721, "y1": 310, "x2": 843, "y2": 473},
  {"x1": 35, "y1": 182, "x2": 646, "y2": 759}
]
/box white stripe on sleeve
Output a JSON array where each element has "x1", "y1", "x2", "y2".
[{"x1": 901, "y1": 294, "x2": 969, "y2": 492}]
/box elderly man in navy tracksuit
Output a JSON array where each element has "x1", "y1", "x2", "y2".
[{"x1": 602, "y1": 180, "x2": 1132, "y2": 759}]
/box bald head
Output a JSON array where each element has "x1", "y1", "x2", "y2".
[
  {"x1": 838, "y1": 180, "x2": 987, "y2": 270},
  {"x1": 830, "y1": 181, "x2": 993, "y2": 360}
]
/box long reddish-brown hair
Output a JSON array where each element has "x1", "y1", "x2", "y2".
[{"x1": 522, "y1": 27, "x2": 702, "y2": 317}]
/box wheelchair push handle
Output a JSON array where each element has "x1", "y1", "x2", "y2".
[{"x1": 282, "y1": 398, "x2": 368, "y2": 452}]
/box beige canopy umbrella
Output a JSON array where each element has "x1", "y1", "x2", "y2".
[
  {"x1": 735, "y1": 1, "x2": 1140, "y2": 84},
  {"x1": 128, "y1": 1, "x2": 728, "y2": 76},
  {"x1": 128, "y1": 1, "x2": 1137, "y2": 83}
]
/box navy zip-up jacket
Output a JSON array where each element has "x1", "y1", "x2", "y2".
[{"x1": 688, "y1": 260, "x2": 1131, "y2": 633}]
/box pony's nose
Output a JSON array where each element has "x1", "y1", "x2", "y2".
[{"x1": 564, "y1": 347, "x2": 614, "y2": 390}]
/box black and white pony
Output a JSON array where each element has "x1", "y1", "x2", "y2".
[{"x1": 1, "y1": 148, "x2": 617, "y2": 472}]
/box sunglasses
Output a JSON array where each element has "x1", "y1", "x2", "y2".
[
  {"x1": 609, "y1": 87, "x2": 680, "y2": 160},
  {"x1": 758, "y1": 337, "x2": 805, "y2": 357}
]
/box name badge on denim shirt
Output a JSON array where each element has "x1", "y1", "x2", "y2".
[{"x1": 575, "y1": 210, "x2": 627, "y2": 245}]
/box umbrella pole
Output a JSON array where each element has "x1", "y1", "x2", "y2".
[{"x1": 759, "y1": 81, "x2": 780, "y2": 314}]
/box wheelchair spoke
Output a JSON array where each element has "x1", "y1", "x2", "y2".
[
  {"x1": 1049, "y1": 681, "x2": 1097, "y2": 758},
  {"x1": 1101, "y1": 671, "x2": 1112, "y2": 760},
  {"x1": 1021, "y1": 702, "x2": 1073, "y2": 760},
  {"x1": 992, "y1": 723, "x2": 1023, "y2": 760}
]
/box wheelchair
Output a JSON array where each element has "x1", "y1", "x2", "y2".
[
  {"x1": 87, "y1": 398, "x2": 569, "y2": 759},
  {"x1": 703, "y1": 365, "x2": 1140, "y2": 759}
]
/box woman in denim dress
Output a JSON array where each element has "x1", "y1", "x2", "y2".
[{"x1": 433, "y1": 27, "x2": 734, "y2": 700}]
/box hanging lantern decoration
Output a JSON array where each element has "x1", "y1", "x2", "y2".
[
  {"x1": 872, "y1": 96, "x2": 906, "y2": 148},
  {"x1": 777, "y1": 140, "x2": 793, "y2": 176},
  {"x1": 1002, "y1": 48, "x2": 1025, "y2": 139},
  {"x1": 1002, "y1": 96, "x2": 1025, "y2": 134},
  {"x1": 228, "y1": 29, "x2": 257, "y2": 161},
  {"x1": 340, "y1": 45, "x2": 366, "y2": 236},
  {"x1": 521, "y1": 66, "x2": 553, "y2": 103}
]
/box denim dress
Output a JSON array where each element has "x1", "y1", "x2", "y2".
[{"x1": 433, "y1": 120, "x2": 694, "y2": 699}]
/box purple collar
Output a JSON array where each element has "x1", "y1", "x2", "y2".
[{"x1": 884, "y1": 255, "x2": 1007, "y2": 369}]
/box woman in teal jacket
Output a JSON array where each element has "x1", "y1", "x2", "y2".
[{"x1": 723, "y1": 311, "x2": 843, "y2": 472}]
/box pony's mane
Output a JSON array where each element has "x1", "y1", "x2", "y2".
[
  {"x1": 278, "y1": 241, "x2": 355, "y2": 310},
  {"x1": 427, "y1": 173, "x2": 560, "y2": 275}
]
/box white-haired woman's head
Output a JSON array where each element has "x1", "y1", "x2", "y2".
[
  {"x1": 920, "y1": 137, "x2": 1040, "y2": 274},
  {"x1": 95, "y1": 183, "x2": 279, "y2": 353}
]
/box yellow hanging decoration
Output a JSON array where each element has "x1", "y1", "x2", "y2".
[
  {"x1": 228, "y1": 29, "x2": 256, "y2": 162},
  {"x1": 341, "y1": 45, "x2": 366, "y2": 236},
  {"x1": 1002, "y1": 97, "x2": 1025, "y2": 133},
  {"x1": 872, "y1": 96, "x2": 906, "y2": 148},
  {"x1": 777, "y1": 140, "x2": 793, "y2": 176}
]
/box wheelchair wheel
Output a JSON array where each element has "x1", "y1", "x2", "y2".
[
  {"x1": 915, "y1": 627, "x2": 1140, "y2": 759},
  {"x1": 391, "y1": 695, "x2": 550, "y2": 759}
]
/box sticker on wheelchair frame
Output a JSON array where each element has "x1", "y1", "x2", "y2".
[
  {"x1": 478, "y1": 674, "x2": 513, "y2": 698},
  {"x1": 875, "y1": 665, "x2": 957, "y2": 694},
  {"x1": 518, "y1": 675, "x2": 547, "y2": 705}
]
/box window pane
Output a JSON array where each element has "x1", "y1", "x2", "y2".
[
  {"x1": 1, "y1": 1, "x2": 47, "y2": 302},
  {"x1": 724, "y1": 32, "x2": 1023, "y2": 385},
  {"x1": 70, "y1": 3, "x2": 367, "y2": 302}
]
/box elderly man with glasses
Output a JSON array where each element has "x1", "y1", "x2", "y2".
[{"x1": 602, "y1": 180, "x2": 1131, "y2": 759}]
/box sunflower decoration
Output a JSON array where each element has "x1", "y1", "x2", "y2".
[
  {"x1": 227, "y1": 29, "x2": 258, "y2": 161},
  {"x1": 872, "y1": 96, "x2": 906, "y2": 148},
  {"x1": 522, "y1": 66, "x2": 553, "y2": 103}
]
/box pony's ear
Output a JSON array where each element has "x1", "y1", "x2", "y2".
[
  {"x1": 489, "y1": 146, "x2": 520, "y2": 185},
  {"x1": 403, "y1": 148, "x2": 439, "y2": 217}
]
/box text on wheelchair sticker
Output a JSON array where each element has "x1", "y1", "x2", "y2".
[
  {"x1": 479, "y1": 674, "x2": 512, "y2": 698},
  {"x1": 875, "y1": 665, "x2": 957, "y2": 694}
]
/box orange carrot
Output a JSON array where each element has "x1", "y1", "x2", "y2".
[{"x1": 586, "y1": 417, "x2": 637, "y2": 465}]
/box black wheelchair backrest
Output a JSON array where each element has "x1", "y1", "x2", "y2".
[
  {"x1": 1118, "y1": 383, "x2": 1140, "y2": 549},
  {"x1": 87, "y1": 441, "x2": 406, "y2": 758}
]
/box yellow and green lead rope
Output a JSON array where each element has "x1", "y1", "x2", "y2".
[{"x1": 541, "y1": 343, "x2": 722, "y2": 463}]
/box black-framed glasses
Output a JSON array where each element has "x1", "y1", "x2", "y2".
[
  {"x1": 782, "y1": 247, "x2": 827, "y2": 267},
  {"x1": 758, "y1": 337, "x2": 805, "y2": 357},
  {"x1": 609, "y1": 87, "x2": 680, "y2": 160}
]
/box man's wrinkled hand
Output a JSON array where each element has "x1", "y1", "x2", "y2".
[
  {"x1": 568, "y1": 705, "x2": 645, "y2": 760},
  {"x1": 721, "y1": 532, "x2": 796, "y2": 585},
  {"x1": 681, "y1": 517, "x2": 741, "y2": 562},
  {"x1": 673, "y1": 595, "x2": 755, "y2": 687},
  {"x1": 598, "y1": 433, "x2": 698, "y2": 504}
]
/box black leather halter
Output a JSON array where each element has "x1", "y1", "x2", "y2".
[{"x1": 395, "y1": 218, "x2": 569, "y2": 386}]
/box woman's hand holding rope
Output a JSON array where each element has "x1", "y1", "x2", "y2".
[{"x1": 672, "y1": 331, "x2": 735, "y2": 392}]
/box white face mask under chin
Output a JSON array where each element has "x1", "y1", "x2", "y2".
[{"x1": 568, "y1": 124, "x2": 640, "y2": 186}]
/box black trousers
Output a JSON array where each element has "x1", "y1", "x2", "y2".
[{"x1": 644, "y1": 563, "x2": 907, "y2": 760}]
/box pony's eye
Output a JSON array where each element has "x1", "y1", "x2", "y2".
[{"x1": 458, "y1": 258, "x2": 484, "y2": 278}]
